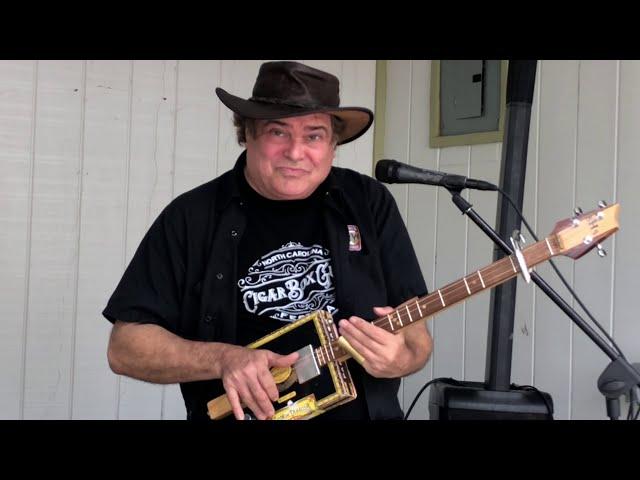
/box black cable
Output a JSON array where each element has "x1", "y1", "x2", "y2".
[
  {"x1": 403, "y1": 377, "x2": 461, "y2": 420},
  {"x1": 510, "y1": 383, "x2": 553, "y2": 419},
  {"x1": 497, "y1": 187, "x2": 626, "y2": 360}
]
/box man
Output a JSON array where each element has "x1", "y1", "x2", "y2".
[{"x1": 103, "y1": 61, "x2": 432, "y2": 421}]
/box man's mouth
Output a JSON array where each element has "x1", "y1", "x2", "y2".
[{"x1": 277, "y1": 166, "x2": 309, "y2": 177}]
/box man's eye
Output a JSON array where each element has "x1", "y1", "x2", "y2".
[{"x1": 270, "y1": 129, "x2": 285, "y2": 137}]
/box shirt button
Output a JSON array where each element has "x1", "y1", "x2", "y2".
[
  {"x1": 216, "y1": 273, "x2": 224, "y2": 280},
  {"x1": 204, "y1": 314, "x2": 213, "y2": 324},
  {"x1": 231, "y1": 230, "x2": 238, "y2": 237}
]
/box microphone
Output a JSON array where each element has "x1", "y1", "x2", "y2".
[{"x1": 375, "y1": 159, "x2": 498, "y2": 191}]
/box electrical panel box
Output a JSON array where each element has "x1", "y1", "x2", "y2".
[{"x1": 430, "y1": 60, "x2": 507, "y2": 147}]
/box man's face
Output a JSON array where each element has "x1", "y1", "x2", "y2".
[{"x1": 244, "y1": 113, "x2": 335, "y2": 200}]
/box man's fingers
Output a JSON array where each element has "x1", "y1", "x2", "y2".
[
  {"x1": 246, "y1": 376, "x2": 275, "y2": 419},
  {"x1": 226, "y1": 387, "x2": 245, "y2": 421},
  {"x1": 338, "y1": 322, "x2": 376, "y2": 359},
  {"x1": 258, "y1": 368, "x2": 279, "y2": 402},
  {"x1": 340, "y1": 316, "x2": 388, "y2": 346},
  {"x1": 235, "y1": 383, "x2": 265, "y2": 420},
  {"x1": 373, "y1": 306, "x2": 395, "y2": 316}
]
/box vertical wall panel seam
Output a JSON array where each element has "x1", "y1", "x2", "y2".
[
  {"x1": 20, "y1": 60, "x2": 39, "y2": 419},
  {"x1": 163, "y1": 60, "x2": 181, "y2": 419},
  {"x1": 431, "y1": 145, "x2": 441, "y2": 380},
  {"x1": 69, "y1": 61, "x2": 88, "y2": 419},
  {"x1": 404, "y1": 61, "x2": 412, "y2": 221},
  {"x1": 147, "y1": 61, "x2": 164, "y2": 229},
  {"x1": 402, "y1": 61, "x2": 414, "y2": 407},
  {"x1": 610, "y1": 61, "x2": 620, "y2": 343},
  {"x1": 170, "y1": 60, "x2": 180, "y2": 202},
  {"x1": 462, "y1": 145, "x2": 470, "y2": 380},
  {"x1": 568, "y1": 61, "x2": 581, "y2": 419},
  {"x1": 116, "y1": 60, "x2": 135, "y2": 419},
  {"x1": 532, "y1": 61, "x2": 542, "y2": 386}
]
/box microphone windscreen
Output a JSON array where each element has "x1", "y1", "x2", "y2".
[{"x1": 375, "y1": 159, "x2": 398, "y2": 183}]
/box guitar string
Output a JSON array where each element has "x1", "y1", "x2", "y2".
[
  {"x1": 315, "y1": 242, "x2": 551, "y2": 365},
  {"x1": 323, "y1": 224, "x2": 605, "y2": 364},
  {"x1": 371, "y1": 243, "x2": 550, "y2": 331}
]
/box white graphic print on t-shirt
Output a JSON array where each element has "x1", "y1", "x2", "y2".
[{"x1": 238, "y1": 242, "x2": 337, "y2": 321}]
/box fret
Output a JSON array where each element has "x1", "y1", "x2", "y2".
[
  {"x1": 509, "y1": 255, "x2": 517, "y2": 273},
  {"x1": 437, "y1": 289, "x2": 445, "y2": 307},
  {"x1": 405, "y1": 305, "x2": 413, "y2": 322},
  {"x1": 387, "y1": 313, "x2": 395, "y2": 331},
  {"x1": 312, "y1": 349, "x2": 324, "y2": 367},
  {"x1": 416, "y1": 301, "x2": 423, "y2": 317},
  {"x1": 463, "y1": 276, "x2": 471, "y2": 295},
  {"x1": 545, "y1": 237, "x2": 554, "y2": 255},
  {"x1": 396, "y1": 310, "x2": 404, "y2": 327},
  {"x1": 325, "y1": 343, "x2": 335, "y2": 362},
  {"x1": 477, "y1": 270, "x2": 486, "y2": 288}
]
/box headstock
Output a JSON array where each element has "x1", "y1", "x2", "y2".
[{"x1": 552, "y1": 203, "x2": 620, "y2": 259}]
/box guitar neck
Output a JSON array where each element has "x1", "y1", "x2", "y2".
[{"x1": 314, "y1": 234, "x2": 562, "y2": 366}]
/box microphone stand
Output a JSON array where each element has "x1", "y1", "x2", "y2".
[{"x1": 447, "y1": 187, "x2": 640, "y2": 420}]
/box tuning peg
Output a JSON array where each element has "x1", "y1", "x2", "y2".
[
  {"x1": 573, "y1": 207, "x2": 583, "y2": 216},
  {"x1": 597, "y1": 244, "x2": 607, "y2": 257},
  {"x1": 598, "y1": 200, "x2": 608, "y2": 208}
]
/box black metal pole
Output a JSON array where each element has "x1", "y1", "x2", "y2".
[{"x1": 485, "y1": 60, "x2": 538, "y2": 390}]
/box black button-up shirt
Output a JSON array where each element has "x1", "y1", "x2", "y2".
[{"x1": 103, "y1": 151, "x2": 427, "y2": 420}]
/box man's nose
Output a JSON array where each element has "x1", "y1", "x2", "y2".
[{"x1": 285, "y1": 137, "x2": 305, "y2": 161}]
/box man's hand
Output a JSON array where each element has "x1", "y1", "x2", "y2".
[
  {"x1": 338, "y1": 306, "x2": 432, "y2": 378},
  {"x1": 219, "y1": 346, "x2": 299, "y2": 420}
]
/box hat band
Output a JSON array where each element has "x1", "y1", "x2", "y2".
[{"x1": 249, "y1": 95, "x2": 336, "y2": 110}]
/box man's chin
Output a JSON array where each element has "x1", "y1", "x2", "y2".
[{"x1": 274, "y1": 185, "x2": 315, "y2": 200}]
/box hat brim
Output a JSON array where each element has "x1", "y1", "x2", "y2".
[{"x1": 216, "y1": 88, "x2": 373, "y2": 146}]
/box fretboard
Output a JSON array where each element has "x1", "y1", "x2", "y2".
[{"x1": 314, "y1": 234, "x2": 562, "y2": 366}]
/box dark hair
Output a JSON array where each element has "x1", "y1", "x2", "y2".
[{"x1": 233, "y1": 113, "x2": 345, "y2": 146}]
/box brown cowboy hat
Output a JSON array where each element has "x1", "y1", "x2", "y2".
[{"x1": 215, "y1": 61, "x2": 374, "y2": 145}]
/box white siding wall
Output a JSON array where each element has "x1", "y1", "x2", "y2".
[
  {"x1": 386, "y1": 60, "x2": 639, "y2": 419},
  {"x1": 0, "y1": 60, "x2": 376, "y2": 419}
]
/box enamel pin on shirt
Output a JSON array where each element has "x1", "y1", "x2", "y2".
[{"x1": 348, "y1": 225, "x2": 361, "y2": 251}]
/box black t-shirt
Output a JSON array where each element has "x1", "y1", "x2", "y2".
[
  {"x1": 103, "y1": 151, "x2": 427, "y2": 420},
  {"x1": 236, "y1": 173, "x2": 370, "y2": 420}
]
